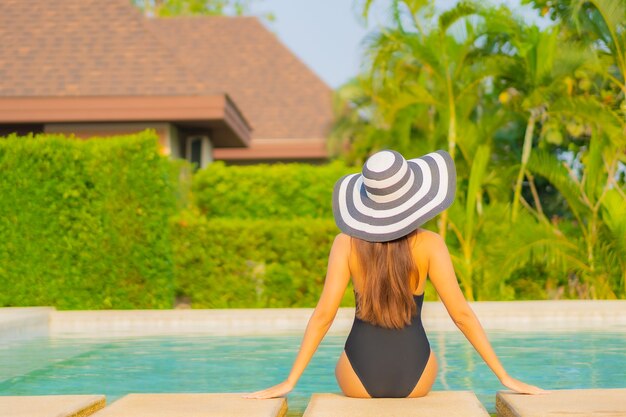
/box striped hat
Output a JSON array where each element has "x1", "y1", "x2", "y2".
[{"x1": 332, "y1": 149, "x2": 456, "y2": 242}]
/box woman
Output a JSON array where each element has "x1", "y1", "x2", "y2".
[{"x1": 245, "y1": 149, "x2": 546, "y2": 399}]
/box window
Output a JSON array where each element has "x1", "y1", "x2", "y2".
[
  {"x1": 185, "y1": 135, "x2": 212, "y2": 169},
  {"x1": 190, "y1": 137, "x2": 203, "y2": 168}
]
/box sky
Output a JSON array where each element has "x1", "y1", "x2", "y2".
[
  {"x1": 249, "y1": 0, "x2": 549, "y2": 89},
  {"x1": 250, "y1": 0, "x2": 371, "y2": 88}
]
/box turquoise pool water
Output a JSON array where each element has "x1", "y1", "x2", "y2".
[{"x1": 1, "y1": 331, "x2": 625, "y2": 415}]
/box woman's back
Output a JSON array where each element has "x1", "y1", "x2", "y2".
[
  {"x1": 347, "y1": 229, "x2": 432, "y2": 298},
  {"x1": 342, "y1": 229, "x2": 433, "y2": 398}
]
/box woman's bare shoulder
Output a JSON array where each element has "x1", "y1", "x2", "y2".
[
  {"x1": 413, "y1": 229, "x2": 446, "y2": 252},
  {"x1": 333, "y1": 233, "x2": 352, "y2": 251}
]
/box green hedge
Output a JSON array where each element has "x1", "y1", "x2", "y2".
[
  {"x1": 171, "y1": 210, "x2": 357, "y2": 307},
  {"x1": 0, "y1": 134, "x2": 441, "y2": 310},
  {"x1": 192, "y1": 160, "x2": 353, "y2": 219},
  {"x1": 0, "y1": 132, "x2": 178, "y2": 309}
]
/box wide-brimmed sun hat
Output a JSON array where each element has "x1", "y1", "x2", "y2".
[{"x1": 332, "y1": 149, "x2": 456, "y2": 242}]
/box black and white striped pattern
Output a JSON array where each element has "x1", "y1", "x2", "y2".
[{"x1": 332, "y1": 150, "x2": 456, "y2": 242}]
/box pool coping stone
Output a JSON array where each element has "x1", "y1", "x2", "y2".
[
  {"x1": 302, "y1": 391, "x2": 490, "y2": 417},
  {"x1": 48, "y1": 300, "x2": 626, "y2": 337},
  {"x1": 496, "y1": 388, "x2": 626, "y2": 417},
  {"x1": 0, "y1": 394, "x2": 106, "y2": 417},
  {"x1": 2, "y1": 301, "x2": 626, "y2": 339},
  {"x1": 89, "y1": 393, "x2": 286, "y2": 417},
  {"x1": 0, "y1": 307, "x2": 52, "y2": 340}
]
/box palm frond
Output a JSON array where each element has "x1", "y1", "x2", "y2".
[
  {"x1": 550, "y1": 97, "x2": 624, "y2": 143},
  {"x1": 527, "y1": 150, "x2": 589, "y2": 221},
  {"x1": 587, "y1": 0, "x2": 626, "y2": 36},
  {"x1": 438, "y1": 1, "x2": 480, "y2": 33},
  {"x1": 601, "y1": 189, "x2": 626, "y2": 259},
  {"x1": 465, "y1": 145, "x2": 490, "y2": 239}
]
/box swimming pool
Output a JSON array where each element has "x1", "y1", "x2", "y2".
[{"x1": 1, "y1": 331, "x2": 625, "y2": 416}]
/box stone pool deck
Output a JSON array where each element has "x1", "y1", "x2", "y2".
[
  {"x1": 496, "y1": 388, "x2": 626, "y2": 417},
  {"x1": 89, "y1": 393, "x2": 287, "y2": 417},
  {"x1": 3, "y1": 389, "x2": 626, "y2": 417},
  {"x1": 0, "y1": 394, "x2": 105, "y2": 417},
  {"x1": 303, "y1": 392, "x2": 490, "y2": 417},
  {"x1": 2, "y1": 300, "x2": 626, "y2": 340},
  {"x1": 0, "y1": 307, "x2": 53, "y2": 341}
]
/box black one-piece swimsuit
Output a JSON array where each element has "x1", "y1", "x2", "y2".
[{"x1": 344, "y1": 292, "x2": 431, "y2": 398}]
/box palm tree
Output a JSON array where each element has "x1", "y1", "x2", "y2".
[
  {"x1": 484, "y1": 18, "x2": 592, "y2": 221},
  {"x1": 336, "y1": 0, "x2": 626, "y2": 298},
  {"x1": 328, "y1": 76, "x2": 395, "y2": 166},
  {"x1": 525, "y1": 0, "x2": 625, "y2": 92},
  {"x1": 446, "y1": 145, "x2": 490, "y2": 300},
  {"x1": 359, "y1": 0, "x2": 505, "y2": 239},
  {"x1": 526, "y1": 99, "x2": 626, "y2": 297}
]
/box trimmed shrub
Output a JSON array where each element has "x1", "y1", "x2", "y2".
[
  {"x1": 171, "y1": 210, "x2": 356, "y2": 308},
  {"x1": 192, "y1": 160, "x2": 353, "y2": 219},
  {"x1": 0, "y1": 132, "x2": 178, "y2": 309},
  {"x1": 186, "y1": 162, "x2": 441, "y2": 305}
]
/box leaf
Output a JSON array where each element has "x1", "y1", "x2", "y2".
[
  {"x1": 550, "y1": 97, "x2": 624, "y2": 144},
  {"x1": 528, "y1": 150, "x2": 589, "y2": 221},
  {"x1": 465, "y1": 145, "x2": 490, "y2": 240},
  {"x1": 601, "y1": 189, "x2": 626, "y2": 260},
  {"x1": 439, "y1": 1, "x2": 479, "y2": 32}
]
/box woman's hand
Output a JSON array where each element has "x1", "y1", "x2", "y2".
[
  {"x1": 242, "y1": 380, "x2": 295, "y2": 399},
  {"x1": 500, "y1": 374, "x2": 549, "y2": 394}
]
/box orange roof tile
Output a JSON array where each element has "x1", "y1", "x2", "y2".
[
  {"x1": 0, "y1": 0, "x2": 204, "y2": 96},
  {"x1": 147, "y1": 16, "x2": 334, "y2": 141}
]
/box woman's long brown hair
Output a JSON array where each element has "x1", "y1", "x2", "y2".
[{"x1": 352, "y1": 230, "x2": 417, "y2": 329}]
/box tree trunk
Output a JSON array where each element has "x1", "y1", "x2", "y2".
[
  {"x1": 439, "y1": 79, "x2": 457, "y2": 240},
  {"x1": 512, "y1": 111, "x2": 537, "y2": 222}
]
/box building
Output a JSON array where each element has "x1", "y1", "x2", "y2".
[{"x1": 0, "y1": 0, "x2": 333, "y2": 166}]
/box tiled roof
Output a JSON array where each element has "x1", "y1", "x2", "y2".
[
  {"x1": 148, "y1": 17, "x2": 333, "y2": 140},
  {"x1": 0, "y1": 0, "x2": 204, "y2": 96},
  {"x1": 0, "y1": 0, "x2": 333, "y2": 143}
]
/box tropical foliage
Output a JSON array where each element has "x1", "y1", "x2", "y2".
[
  {"x1": 331, "y1": 0, "x2": 626, "y2": 300},
  {"x1": 131, "y1": 0, "x2": 274, "y2": 20}
]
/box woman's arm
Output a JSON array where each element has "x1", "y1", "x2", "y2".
[
  {"x1": 244, "y1": 233, "x2": 352, "y2": 399},
  {"x1": 427, "y1": 232, "x2": 547, "y2": 395}
]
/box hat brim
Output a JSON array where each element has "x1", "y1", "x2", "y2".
[{"x1": 332, "y1": 150, "x2": 456, "y2": 242}]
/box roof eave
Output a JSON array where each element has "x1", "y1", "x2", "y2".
[{"x1": 0, "y1": 95, "x2": 251, "y2": 148}]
